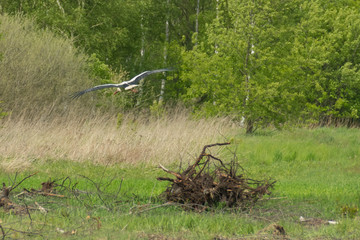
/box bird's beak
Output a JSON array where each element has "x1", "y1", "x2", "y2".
[{"x1": 113, "y1": 88, "x2": 121, "y2": 95}]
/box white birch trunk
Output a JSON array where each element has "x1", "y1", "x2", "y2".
[
  {"x1": 241, "y1": 3, "x2": 255, "y2": 130},
  {"x1": 159, "y1": 0, "x2": 170, "y2": 102},
  {"x1": 195, "y1": 0, "x2": 200, "y2": 45},
  {"x1": 213, "y1": 0, "x2": 219, "y2": 105},
  {"x1": 215, "y1": 0, "x2": 219, "y2": 54},
  {"x1": 136, "y1": 15, "x2": 146, "y2": 106}
]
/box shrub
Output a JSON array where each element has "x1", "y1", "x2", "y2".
[{"x1": 0, "y1": 14, "x2": 94, "y2": 117}]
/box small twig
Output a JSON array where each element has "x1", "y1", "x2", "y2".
[
  {"x1": 102, "y1": 174, "x2": 118, "y2": 193},
  {"x1": 23, "y1": 201, "x2": 33, "y2": 225},
  {"x1": 8, "y1": 172, "x2": 17, "y2": 187},
  {"x1": 178, "y1": 154, "x2": 183, "y2": 173},
  {"x1": 2, "y1": 227, "x2": 42, "y2": 237},
  {"x1": 70, "y1": 182, "x2": 88, "y2": 207},
  {"x1": 194, "y1": 158, "x2": 210, "y2": 179},
  {"x1": 0, "y1": 224, "x2": 5, "y2": 240},
  {"x1": 197, "y1": 143, "x2": 230, "y2": 164},
  {"x1": 156, "y1": 177, "x2": 174, "y2": 182},
  {"x1": 78, "y1": 175, "x2": 110, "y2": 209},
  {"x1": 37, "y1": 192, "x2": 65, "y2": 198},
  {"x1": 184, "y1": 142, "x2": 230, "y2": 176},
  {"x1": 99, "y1": 161, "x2": 111, "y2": 189},
  {"x1": 130, "y1": 202, "x2": 174, "y2": 215},
  {"x1": 158, "y1": 164, "x2": 182, "y2": 179},
  {"x1": 78, "y1": 175, "x2": 102, "y2": 194},
  {"x1": 35, "y1": 202, "x2": 47, "y2": 214},
  {"x1": 11, "y1": 172, "x2": 38, "y2": 192},
  {"x1": 121, "y1": 224, "x2": 128, "y2": 231},
  {"x1": 91, "y1": 22, "x2": 104, "y2": 28},
  {"x1": 115, "y1": 178, "x2": 124, "y2": 199},
  {"x1": 207, "y1": 154, "x2": 226, "y2": 168},
  {"x1": 58, "y1": 176, "x2": 71, "y2": 192},
  {"x1": 71, "y1": 182, "x2": 78, "y2": 192}
]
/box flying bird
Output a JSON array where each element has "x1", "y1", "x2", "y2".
[{"x1": 71, "y1": 68, "x2": 173, "y2": 99}]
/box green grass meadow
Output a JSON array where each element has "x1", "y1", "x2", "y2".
[{"x1": 1, "y1": 127, "x2": 360, "y2": 239}]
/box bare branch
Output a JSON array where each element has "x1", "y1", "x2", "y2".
[
  {"x1": 115, "y1": 178, "x2": 124, "y2": 199},
  {"x1": 158, "y1": 163, "x2": 182, "y2": 179},
  {"x1": 130, "y1": 202, "x2": 173, "y2": 215},
  {"x1": 0, "y1": 223, "x2": 4, "y2": 240},
  {"x1": 11, "y1": 172, "x2": 38, "y2": 192}
]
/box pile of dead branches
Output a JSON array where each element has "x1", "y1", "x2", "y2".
[{"x1": 157, "y1": 143, "x2": 276, "y2": 209}]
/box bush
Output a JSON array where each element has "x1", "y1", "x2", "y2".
[{"x1": 0, "y1": 14, "x2": 94, "y2": 117}]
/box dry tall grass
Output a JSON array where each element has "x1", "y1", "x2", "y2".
[{"x1": 0, "y1": 110, "x2": 236, "y2": 170}]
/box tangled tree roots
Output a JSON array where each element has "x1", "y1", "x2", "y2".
[{"x1": 157, "y1": 143, "x2": 276, "y2": 210}]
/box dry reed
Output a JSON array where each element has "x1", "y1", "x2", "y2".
[{"x1": 0, "y1": 110, "x2": 236, "y2": 169}]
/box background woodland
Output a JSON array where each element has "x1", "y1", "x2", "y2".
[{"x1": 1, "y1": 0, "x2": 360, "y2": 132}]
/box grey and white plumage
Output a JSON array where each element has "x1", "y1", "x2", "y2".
[{"x1": 71, "y1": 68, "x2": 173, "y2": 99}]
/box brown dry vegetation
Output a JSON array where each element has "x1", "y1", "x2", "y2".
[{"x1": 0, "y1": 110, "x2": 235, "y2": 170}]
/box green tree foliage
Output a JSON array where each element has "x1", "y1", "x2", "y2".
[
  {"x1": 0, "y1": 0, "x2": 140, "y2": 71},
  {"x1": 0, "y1": 0, "x2": 215, "y2": 71},
  {"x1": 182, "y1": 0, "x2": 304, "y2": 132},
  {"x1": 1, "y1": 0, "x2": 360, "y2": 129},
  {"x1": 182, "y1": 0, "x2": 360, "y2": 131},
  {"x1": 290, "y1": 2, "x2": 360, "y2": 122}
]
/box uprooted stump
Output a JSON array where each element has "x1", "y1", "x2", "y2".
[{"x1": 157, "y1": 143, "x2": 276, "y2": 210}]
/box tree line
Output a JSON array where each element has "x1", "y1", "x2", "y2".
[{"x1": 1, "y1": 0, "x2": 360, "y2": 132}]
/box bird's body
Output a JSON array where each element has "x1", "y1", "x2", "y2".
[{"x1": 71, "y1": 68, "x2": 173, "y2": 99}]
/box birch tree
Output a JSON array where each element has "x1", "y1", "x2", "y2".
[
  {"x1": 159, "y1": 0, "x2": 170, "y2": 102},
  {"x1": 182, "y1": 0, "x2": 302, "y2": 132}
]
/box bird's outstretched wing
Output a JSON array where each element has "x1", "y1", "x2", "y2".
[
  {"x1": 71, "y1": 68, "x2": 174, "y2": 99},
  {"x1": 126, "y1": 68, "x2": 174, "y2": 85},
  {"x1": 71, "y1": 84, "x2": 120, "y2": 99}
]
